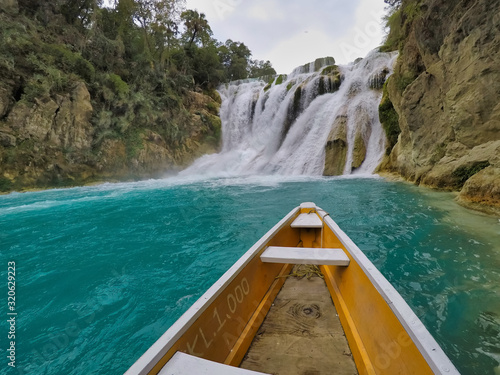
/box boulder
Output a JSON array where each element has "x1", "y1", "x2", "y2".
[
  {"x1": 458, "y1": 166, "x2": 500, "y2": 211},
  {"x1": 7, "y1": 97, "x2": 58, "y2": 141},
  {"x1": 5, "y1": 82, "x2": 93, "y2": 150},
  {"x1": 324, "y1": 115, "x2": 347, "y2": 176}
]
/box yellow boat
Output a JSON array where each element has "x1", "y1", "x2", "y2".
[{"x1": 126, "y1": 202, "x2": 460, "y2": 375}]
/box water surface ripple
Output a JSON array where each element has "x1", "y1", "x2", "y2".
[{"x1": 1, "y1": 176, "x2": 499, "y2": 374}]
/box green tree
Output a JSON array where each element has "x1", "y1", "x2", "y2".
[
  {"x1": 181, "y1": 10, "x2": 212, "y2": 50},
  {"x1": 60, "y1": 0, "x2": 102, "y2": 27},
  {"x1": 218, "y1": 39, "x2": 252, "y2": 81},
  {"x1": 132, "y1": 0, "x2": 185, "y2": 66},
  {"x1": 191, "y1": 44, "x2": 224, "y2": 90},
  {"x1": 249, "y1": 59, "x2": 276, "y2": 78},
  {"x1": 115, "y1": 0, "x2": 136, "y2": 36}
]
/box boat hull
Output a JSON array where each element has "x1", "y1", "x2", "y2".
[{"x1": 126, "y1": 203, "x2": 459, "y2": 375}]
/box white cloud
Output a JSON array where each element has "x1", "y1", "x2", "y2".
[
  {"x1": 333, "y1": 0, "x2": 386, "y2": 64},
  {"x1": 183, "y1": 0, "x2": 221, "y2": 20},
  {"x1": 264, "y1": 29, "x2": 338, "y2": 74},
  {"x1": 247, "y1": 2, "x2": 285, "y2": 22},
  {"x1": 185, "y1": 0, "x2": 387, "y2": 73}
]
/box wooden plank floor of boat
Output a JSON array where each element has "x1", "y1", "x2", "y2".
[{"x1": 239, "y1": 268, "x2": 358, "y2": 375}]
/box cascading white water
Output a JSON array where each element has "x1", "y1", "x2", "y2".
[{"x1": 182, "y1": 49, "x2": 398, "y2": 177}]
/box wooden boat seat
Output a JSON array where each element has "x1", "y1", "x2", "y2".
[
  {"x1": 159, "y1": 352, "x2": 271, "y2": 375},
  {"x1": 290, "y1": 213, "x2": 323, "y2": 228},
  {"x1": 260, "y1": 246, "x2": 350, "y2": 266}
]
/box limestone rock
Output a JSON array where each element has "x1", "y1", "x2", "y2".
[
  {"x1": 1, "y1": 82, "x2": 94, "y2": 189},
  {"x1": 379, "y1": 0, "x2": 500, "y2": 210},
  {"x1": 298, "y1": 57, "x2": 336, "y2": 74},
  {"x1": 368, "y1": 68, "x2": 389, "y2": 90},
  {"x1": 6, "y1": 82, "x2": 93, "y2": 150},
  {"x1": 458, "y1": 166, "x2": 500, "y2": 210},
  {"x1": 352, "y1": 129, "x2": 367, "y2": 170},
  {"x1": 97, "y1": 139, "x2": 128, "y2": 176},
  {"x1": 319, "y1": 65, "x2": 342, "y2": 94},
  {"x1": 0, "y1": 71, "x2": 220, "y2": 190},
  {"x1": 324, "y1": 115, "x2": 347, "y2": 176},
  {"x1": 8, "y1": 97, "x2": 58, "y2": 141},
  {"x1": 180, "y1": 91, "x2": 222, "y2": 163},
  {"x1": 51, "y1": 82, "x2": 93, "y2": 150},
  {"x1": 351, "y1": 104, "x2": 372, "y2": 171},
  {"x1": 411, "y1": 140, "x2": 499, "y2": 193},
  {"x1": 133, "y1": 141, "x2": 174, "y2": 175}
]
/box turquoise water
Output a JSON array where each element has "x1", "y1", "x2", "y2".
[{"x1": 1, "y1": 176, "x2": 499, "y2": 375}]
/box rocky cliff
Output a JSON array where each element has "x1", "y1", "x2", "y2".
[
  {"x1": 0, "y1": 80, "x2": 221, "y2": 190},
  {"x1": 0, "y1": 1, "x2": 222, "y2": 192},
  {"x1": 378, "y1": 0, "x2": 500, "y2": 213}
]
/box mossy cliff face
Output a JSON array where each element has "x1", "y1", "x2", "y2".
[
  {"x1": 0, "y1": 84, "x2": 221, "y2": 190},
  {"x1": 379, "y1": 0, "x2": 500, "y2": 211},
  {"x1": 0, "y1": 0, "x2": 276, "y2": 192},
  {"x1": 0, "y1": 5, "x2": 222, "y2": 192}
]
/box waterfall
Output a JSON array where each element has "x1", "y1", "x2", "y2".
[{"x1": 182, "y1": 50, "x2": 398, "y2": 177}]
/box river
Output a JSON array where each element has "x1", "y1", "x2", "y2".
[{"x1": 1, "y1": 175, "x2": 499, "y2": 374}]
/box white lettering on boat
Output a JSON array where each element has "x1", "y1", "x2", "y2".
[
  {"x1": 185, "y1": 277, "x2": 251, "y2": 356},
  {"x1": 199, "y1": 327, "x2": 213, "y2": 349},
  {"x1": 213, "y1": 308, "x2": 226, "y2": 332},
  {"x1": 186, "y1": 335, "x2": 202, "y2": 356}
]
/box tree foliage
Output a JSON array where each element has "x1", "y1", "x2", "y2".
[
  {"x1": 5, "y1": 0, "x2": 275, "y2": 157},
  {"x1": 218, "y1": 39, "x2": 252, "y2": 81},
  {"x1": 249, "y1": 60, "x2": 276, "y2": 78},
  {"x1": 181, "y1": 10, "x2": 212, "y2": 49}
]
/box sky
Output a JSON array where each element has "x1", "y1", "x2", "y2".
[{"x1": 184, "y1": 0, "x2": 388, "y2": 74}]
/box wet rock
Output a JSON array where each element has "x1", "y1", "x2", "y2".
[
  {"x1": 352, "y1": 129, "x2": 367, "y2": 170},
  {"x1": 368, "y1": 68, "x2": 389, "y2": 90},
  {"x1": 324, "y1": 115, "x2": 347, "y2": 176}
]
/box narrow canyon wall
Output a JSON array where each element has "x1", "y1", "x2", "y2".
[{"x1": 378, "y1": 0, "x2": 500, "y2": 212}]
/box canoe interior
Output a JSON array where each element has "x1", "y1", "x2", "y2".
[
  {"x1": 127, "y1": 203, "x2": 458, "y2": 375},
  {"x1": 321, "y1": 221, "x2": 435, "y2": 374},
  {"x1": 239, "y1": 267, "x2": 358, "y2": 375}
]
